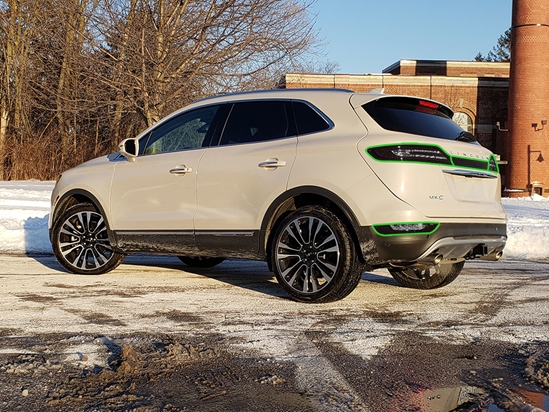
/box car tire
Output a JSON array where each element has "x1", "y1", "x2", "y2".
[
  {"x1": 178, "y1": 256, "x2": 226, "y2": 268},
  {"x1": 272, "y1": 205, "x2": 362, "y2": 303},
  {"x1": 51, "y1": 203, "x2": 125, "y2": 275},
  {"x1": 388, "y1": 261, "x2": 464, "y2": 289}
]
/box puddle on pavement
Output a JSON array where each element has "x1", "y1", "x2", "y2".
[{"x1": 420, "y1": 386, "x2": 549, "y2": 412}]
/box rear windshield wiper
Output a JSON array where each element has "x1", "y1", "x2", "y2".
[{"x1": 456, "y1": 131, "x2": 477, "y2": 142}]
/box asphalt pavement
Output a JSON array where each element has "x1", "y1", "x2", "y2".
[{"x1": 0, "y1": 254, "x2": 548, "y2": 411}]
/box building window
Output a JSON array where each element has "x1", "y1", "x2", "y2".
[{"x1": 452, "y1": 112, "x2": 473, "y2": 133}]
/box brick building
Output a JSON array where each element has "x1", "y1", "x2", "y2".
[{"x1": 281, "y1": 59, "x2": 511, "y2": 187}]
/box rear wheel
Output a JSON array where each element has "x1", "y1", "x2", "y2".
[
  {"x1": 178, "y1": 256, "x2": 226, "y2": 268},
  {"x1": 52, "y1": 203, "x2": 125, "y2": 275},
  {"x1": 272, "y1": 206, "x2": 362, "y2": 303},
  {"x1": 388, "y1": 261, "x2": 464, "y2": 289}
]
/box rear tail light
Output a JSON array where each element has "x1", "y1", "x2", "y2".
[
  {"x1": 367, "y1": 144, "x2": 500, "y2": 174},
  {"x1": 367, "y1": 144, "x2": 452, "y2": 165},
  {"x1": 488, "y1": 155, "x2": 499, "y2": 172}
]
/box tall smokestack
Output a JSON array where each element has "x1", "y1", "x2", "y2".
[{"x1": 505, "y1": 0, "x2": 549, "y2": 197}]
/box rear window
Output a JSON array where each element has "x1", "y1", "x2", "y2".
[
  {"x1": 219, "y1": 101, "x2": 295, "y2": 145},
  {"x1": 363, "y1": 97, "x2": 476, "y2": 142},
  {"x1": 292, "y1": 101, "x2": 331, "y2": 135}
]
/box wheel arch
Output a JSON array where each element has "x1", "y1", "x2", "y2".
[
  {"x1": 261, "y1": 186, "x2": 365, "y2": 264},
  {"x1": 50, "y1": 189, "x2": 110, "y2": 240}
]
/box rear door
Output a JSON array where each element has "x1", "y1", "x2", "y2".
[
  {"x1": 351, "y1": 95, "x2": 505, "y2": 219},
  {"x1": 194, "y1": 100, "x2": 297, "y2": 253}
]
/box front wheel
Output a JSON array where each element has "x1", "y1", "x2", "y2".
[
  {"x1": 271, "y1": 206, "x2": 362, "y2": 303},
  {"x1": 388, "y1": 261, "x2": 464, "y2": 289},
  {"x1": 51, "y1": 203, "x2": 125, "y2": 275}
]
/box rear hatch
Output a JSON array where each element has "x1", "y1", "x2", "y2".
[{"x1": 352, "y1": 95, "x2": 505, "y2": 219}]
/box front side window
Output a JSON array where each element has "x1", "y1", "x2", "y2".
[
  {"x1": 219, "y1": 101, "x2": 295, "y2": 145},
  {"x1": 141, "y1": 106, "x2": 220, "y2": 155},
  {"x1": 363, "y1": 97, "x2": 477, "y2": 143}
]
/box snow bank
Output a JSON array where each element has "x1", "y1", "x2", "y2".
[
  {"x1": 501, "y1": 195, "x2": 549, "y2": 260},
  {"x1": 0, "y1": 181, "x2": 548, "y2": 260},
  {"x1": 0, "y1": 181, "x2": 54, "y2": 254}
]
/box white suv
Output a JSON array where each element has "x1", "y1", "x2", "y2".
[{"x1": 49, "y1": 89, "x2": 507, "y2": 302}]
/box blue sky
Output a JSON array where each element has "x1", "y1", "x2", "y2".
[{"x1": 310, "y1": 0, "x2": 512, "y2": 74}]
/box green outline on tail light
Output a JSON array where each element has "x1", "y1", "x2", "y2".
[
  {"x1": 488, "y1": 154, "x2": 500, "y2": 173},
  {"x1": 372, "y1": 222, "x2": 440, "y2": 237},
  {"x1": 366, "y1": 143, "x2": 499, "y2": 174}
]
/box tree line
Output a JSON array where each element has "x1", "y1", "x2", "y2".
[{"x1": 0, "y1": 0, "x2": 324, "y2": 180}]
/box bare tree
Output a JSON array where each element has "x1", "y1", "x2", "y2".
[
  {"x1": 93, "y1": 0, "x2": 320, "y2": 128},
  {"x1": 54, "y1": 0, "x2": 93, "y2": 161},
  {"x1": 0, "y1": 0, "x2": 322, "y2": 180},
  {"x1": 0, "y1": 0, "x2": 42, "y2": 178}
]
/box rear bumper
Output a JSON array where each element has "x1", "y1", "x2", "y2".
[{"x1": 357, "y1": 223, "x2": 506, "y2": 266}]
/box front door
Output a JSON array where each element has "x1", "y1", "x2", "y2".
[{"x1": 110, "y1": 105, "x2": 221, "y2": 252}]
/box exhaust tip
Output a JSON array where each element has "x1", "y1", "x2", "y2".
[
  {"x1": 416, "y1": 254, "x2": 444, "y2": 266},
  {"x1": 480, "y1": 250, "x2": 503, "y2": 261}
]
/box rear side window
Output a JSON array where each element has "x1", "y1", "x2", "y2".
[
  {"x1": 363, "y1": 97, "x2": 476, "y2": 142},
  {"x1": 219, "y1": 101, "x2": 295, "y2": 145},
  {"x1": 292, "y1": 101, "x2": 331, "y2": 135}
]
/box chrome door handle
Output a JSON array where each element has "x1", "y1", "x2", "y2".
[
  {"x1": 169, "y1": 166, "x2": 193, "y2": 175},
  {"x1": 258, "y1": 159, "x2": 287, "y2": 169}
]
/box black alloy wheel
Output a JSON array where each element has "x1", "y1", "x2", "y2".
[{"x1": 388, "y1": 261, "x2": 464, "y2": 289}]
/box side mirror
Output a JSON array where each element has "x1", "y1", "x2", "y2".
[{"x1": 119, "y1": 138, "x2": 138, "y2": 162}]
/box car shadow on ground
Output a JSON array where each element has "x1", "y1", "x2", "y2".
[
  {"x1": 122, "y1": 256, "x2": 403, "y2": 297},
  {"x1": 26, "y1": 253, "x2": 66, "y2": 271},
  {"x1": 28, "y1": 253, "x2": 401, "y2": 298},
  {"x1": 361, "y1": 271, "x2": 400, "y2": 287},
  {"x1": 123, "y1": 255, "x2": 290, "y2": 300}
]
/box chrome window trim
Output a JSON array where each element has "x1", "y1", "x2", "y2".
[{"x1": 443, "y1": 169, "x2": 498, "y2": 179}]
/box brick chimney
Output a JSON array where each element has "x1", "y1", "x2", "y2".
[{"x1": 505, "y1": 0, "x2": 549, "y2": 197}]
